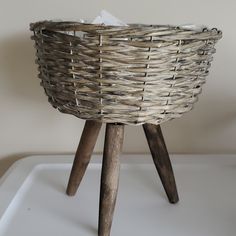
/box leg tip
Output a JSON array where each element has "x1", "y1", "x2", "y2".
[
  {"x1": 168, "y1": 195, "x2": 179, "y2": 204},
  {"x1": 66, "y1": 188, "x2": 76, "y2": 197}
]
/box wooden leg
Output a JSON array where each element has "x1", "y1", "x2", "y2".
[
  {"x1": 143, "y1": 123, "x2": 179, "y2": 204},
  {"x1": 66, "y1": 120, "x2": 102, "y2": 196},
  {"x1": 98, "y1": 124, "x2": 124, "y2": 236}
]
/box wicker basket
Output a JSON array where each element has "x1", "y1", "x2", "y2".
[{"x1": 30, "y1": 21, "x2": 222, "y2": 125}]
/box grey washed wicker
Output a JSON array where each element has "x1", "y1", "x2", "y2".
[{"x1": 30, "y1": 21, "x2": 222, "y2": 125}]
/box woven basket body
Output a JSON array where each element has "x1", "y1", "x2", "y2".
[{"x1": 30, "y1": 21, "x2": 222, "y2": 125}]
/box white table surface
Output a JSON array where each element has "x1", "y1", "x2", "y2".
[{"x1": 0, "y1": 154, "x2": 236, "y2": 236}]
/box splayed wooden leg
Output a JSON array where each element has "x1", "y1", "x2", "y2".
[
  {"x1": 98, "y1": 123, "x2": 124, "y2": 236},
  {"x1": 143, "y1": 123, "x2": 179, "y2": 204},
  {"x1": 66, "y1": 120, "x2": 102, "y2": 196}
]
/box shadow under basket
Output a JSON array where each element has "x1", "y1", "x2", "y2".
[{"x1": 30, "y1": 21, "x2": 222, "y2": 236}]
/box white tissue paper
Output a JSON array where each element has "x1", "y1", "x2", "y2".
[
  {"x1": 179, "y1": 24, "x2": 207, "y2": 32},
  {"x1": 92, "y1": 10, "x2": 127, "y2": 26}
]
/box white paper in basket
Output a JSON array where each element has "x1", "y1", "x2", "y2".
[{"x1": 92, "y1": 10, "x2": 128, "y2": 26}]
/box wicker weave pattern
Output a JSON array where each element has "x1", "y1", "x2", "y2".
[{"x1": 30, "y1": 21, "x2": 222, "y2": 125}]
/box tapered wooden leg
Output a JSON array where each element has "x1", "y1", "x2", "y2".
[
  {"x1": 143, "y1": 123, "x2": 179, "y2": 204},
  {"x1": 66, "y1": 120, "x2": 102, "y2": 196},
  {"x1": 98, "y1": 124, "x2": 124, "y2": 236}
]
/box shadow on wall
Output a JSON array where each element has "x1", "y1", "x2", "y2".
[
  {"x1": 0, "y1": 32, "x2": 82, "y2": 176},
  {"x1": 0, "y1": 153, "x2": 32, "y2": 178},
  {"x1": 0, "y1": 152, "x2": 76, "y2": 178},
  {"x1": 0, "y1": 32, "x2": 46, "y2": 103},
  {"x1": 162, "y1": 94, "x2": 236, "y2": 154}
]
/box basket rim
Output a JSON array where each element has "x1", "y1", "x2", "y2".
[{"x1": 30, "y1": 20, "x2": 222, "y2": 38}]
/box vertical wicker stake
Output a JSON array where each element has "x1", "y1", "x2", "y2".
[{"x1": 99, "y1": 124, "x2": 124, "y2": 236}]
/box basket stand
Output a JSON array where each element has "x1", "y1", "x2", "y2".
[{"x1": 66, "y1": 120, "x2": 179, "y2": 236}]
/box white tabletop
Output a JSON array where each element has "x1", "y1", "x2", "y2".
[{"x1": 0, "y1": 154, "x2": 236, "y2": 236}]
